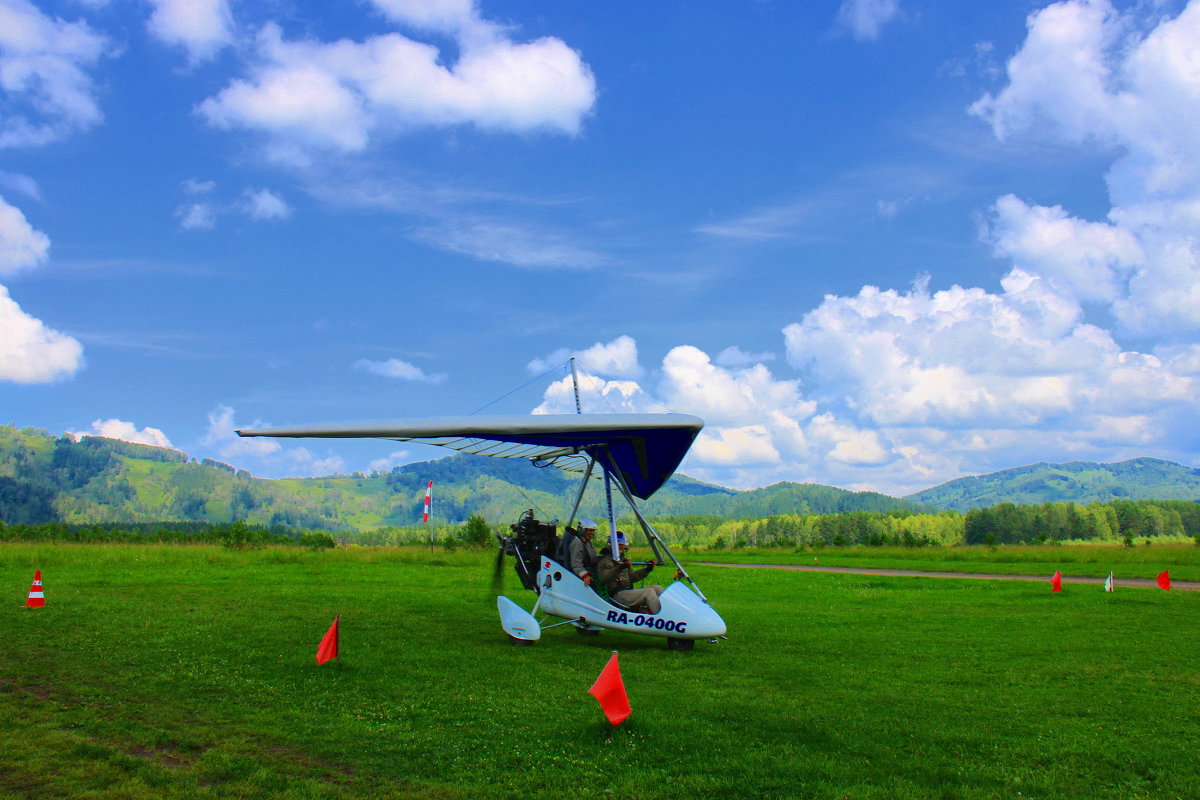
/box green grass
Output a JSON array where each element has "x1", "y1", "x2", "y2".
[
  {"x1": 2, "y1": 544, "x2": 1198, "y2": 799},
  {"x1": 688, "y1": 542, "x2": 1200, "y2": 581}
]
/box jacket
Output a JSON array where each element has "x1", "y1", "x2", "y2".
[
  {"x1": 597, "y1": 554, "x2": 653, "y2": 594},
  {"x1": 568, "y1": 535, "x2": 598, "y2": 580}
]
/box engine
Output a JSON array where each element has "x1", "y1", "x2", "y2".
[{"x1": 503, "y1": 509, "x2": 559, "y2": 591}]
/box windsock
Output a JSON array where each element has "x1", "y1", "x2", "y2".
[
  {"x1": 25, "y1": 570, "x2": 44, "y2": 608},
  {"x1": 422, "y1": 480, "x2": 433, "y2": 523}
]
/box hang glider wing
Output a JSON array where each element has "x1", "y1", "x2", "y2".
[{"x1": 236, "y1": 413, "x2": 703, "y2": 499}]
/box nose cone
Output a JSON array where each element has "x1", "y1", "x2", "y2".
[{"x1": 660, "y1": 582, "x2": 727, "y2": 638}]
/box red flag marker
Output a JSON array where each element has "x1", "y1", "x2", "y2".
[
  {"x1": 588, "y1": 652, "x2": 631, "y2": 726},
  {"x1": 1050, "y1": 570, "x2": 1062, "y2": 593},
  {"x1": 316, "y1": 615, "x2": 340, "y2": 665},
  {"x1": 1157, "y1": 570, "x2": 1171, "y2": 591},
  {"x1": 25, "y1": 570, "x2": 44, "y2": 608}
]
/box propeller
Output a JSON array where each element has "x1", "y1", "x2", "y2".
[{"x1": 490, "y1": 535, "x2": 507, "y2": 596}]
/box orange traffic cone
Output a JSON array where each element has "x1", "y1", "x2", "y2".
[{"x1": 25, "y1": 570, "x2": 44, "y2": 608}]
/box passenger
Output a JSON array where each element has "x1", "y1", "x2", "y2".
[
  {"x1": 568, "y1": 517, "x2": 600, "y2": 587},
  {"x1": 598, "y1": 532, "x2": 664, "y2": 615}
]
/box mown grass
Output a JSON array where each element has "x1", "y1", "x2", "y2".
[
  {"x1": 690, "y1": 542, "x2": 1200, "y2": 581},
  {"x1": 1, "y1": 544, "x2": 1198, "y2": 799}
]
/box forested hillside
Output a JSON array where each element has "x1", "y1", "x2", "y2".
[
  {"x1": 907, "y1": 457, "x2": 1200, "y2": 511},
  {"x1": 0, "y1": 425, "x2": 363, "y2": 530},
  {"x1": 0, "y1": 424, "x2": 926, "y2": 529},
  {"x1": 4, "y1": 425, "x2": 1197, "y2": 539}
]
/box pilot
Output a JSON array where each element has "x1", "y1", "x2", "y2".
[
  {"x1": 568, "y1": 517, "x2": 600, "y2": 587},
  {"x1": 598, "y1": 532, "x2": 664, "y2": 614}
]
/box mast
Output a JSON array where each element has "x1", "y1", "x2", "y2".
[
  {"x1": 569, "y1": 357, "x2": 582, "y2": 415},
  {"x1": 565, "y1": 355, "x2": 596, "y2": 532}
]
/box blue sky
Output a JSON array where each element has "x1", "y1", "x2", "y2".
[{"x1": 3, "y1": 0, "x2": 1200, "y2": 495}]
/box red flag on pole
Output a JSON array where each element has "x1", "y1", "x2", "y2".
[
  {"x1": 25, "y1": 570, "x2": 44, "y2": 608},
  {"x1": 588, "y1": 652, "x2": 631, "y2": 726},
  {"x1": 316, "y1": 615, "x2": 340, "y2": 665},
  {"x1": 1157, "y1": 570, "x2": 1171, "y2": 590},
  {"x1": 1050, "y1": 570, "x2": 1062, "y2": 593},
  {"x1": 422, "y1": 480, "x2": 433, "y2": 523}
]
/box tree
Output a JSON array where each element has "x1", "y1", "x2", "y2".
[{"x1": 458, "y1": 513, "x2": 493, "y2": 549}]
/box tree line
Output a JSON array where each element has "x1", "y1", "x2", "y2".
[
  {"x1": 329, "y1": 498, "x2": 1200, "y2": 549},
  {"x1": 962, "y1": 500, "x2": 1200, "y2": 545},
  {"x1": 0, "y1": 520, "x2": 335, "y2": 550},
  {"x1": 3, "y1": 500, "x2": 1199, "y2": 550}
]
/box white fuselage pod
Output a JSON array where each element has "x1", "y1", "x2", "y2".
[{"x1": 534, "y1": 558, "x2": 726, "y2": 640}]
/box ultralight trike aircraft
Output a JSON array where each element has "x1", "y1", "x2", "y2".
[{"x1": 237, "y1": 411, "x2": 727, "y2": 650}]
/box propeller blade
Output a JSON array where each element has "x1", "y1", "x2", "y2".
[{"x1": 490, "y1": 543, "x2": 506, "y2": 595}]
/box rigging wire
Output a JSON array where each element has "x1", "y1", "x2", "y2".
[
  {"x1": 426, "y1": 363, "x2": 563, "y2": 418},
  {"x1": 467, "y1": 363, "x2": 564, "y2": 416},
  {"x1": 487, "y1": 450, "x2": 549, "y2": 520}
]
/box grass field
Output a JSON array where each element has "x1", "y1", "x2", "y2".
[
  {"x1": 692, "y1": 542, "x2": 1200, "y2": 581},
  {"x1": 2, "y1": 543, "x2": 1198, "y2": 799}
]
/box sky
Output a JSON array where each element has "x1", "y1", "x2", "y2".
[{"x1": 3, "y1": 0, "x2": 1200, "y2": 497}]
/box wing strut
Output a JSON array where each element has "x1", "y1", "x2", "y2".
[{"x1": 565, "y1": 455, "x2": 595, "y2": 532}]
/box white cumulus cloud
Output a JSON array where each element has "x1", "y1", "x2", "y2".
[
  {"x1": 0, "y1": 284, "x2": 83, "y2": 383},
  {"x1": 519, "y1": 2, "x2": 1200, "y2": 494},
  {"x1": 972, "y1": 0, "x2": 1200, "y2": 338},
  {"x1": 0, "y1": 194, "x2": 49, "y2": 276},
  {"x1": 368, "y1": 449, "x2": 410, "y2": 473},
  {"x1": 528, "y1": 335, "x2": 641, "y2": 379},
  {"x1": 355, "y1": 357, "x2": 447, "y2": 383},
  {"x1": 285, "y1": 446, "x2": 346, "y2": 476},
  {"x1": 198, "y1": 7, "x2": 595, "y2": 159},
  {"x1": 969, "y1": 0, "x2": 1122, "y2": 145},
  {"x1": 692, "y1": 425, "x2": 781, "y2": 467},
  {"x1": 205, "y1": 404, "x2": 280, "y2": 458},
  {"x1": 531, "y1": 338, "x2": 829, "y2": 486},
  {"x1": 145, "y1": 0, "x2": 234, "y2": 64},
  {"x1": 0, "y1": 194, "x2": 82, "y2": 384},
  {"x1": 368, "y1": 0, "x2": 477, "y2": 34},
  {"x1": 714, "y1": 346, "x2": 776, "y2": 368},
  {"x1": 0, "y1": 0, "x2": 109, "y2": 148},
  {"x1": 203, "y1": 404, "x2": 349, "y2": 477},
  {"x1": 72, "y1": 419, "x2": 173, "y2": 448},
  {"x1": 988, "y1": 193, "x2": 1143, "y2": 304}
]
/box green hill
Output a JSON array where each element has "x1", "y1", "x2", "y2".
[
  {"x1": 906, "y1": 457, "x2": 1200, "y2": 512},
  {"x1": 0, "y1": 424, "x2": 926, "y2": 529}
]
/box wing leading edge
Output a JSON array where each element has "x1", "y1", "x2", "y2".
[{"x1": 236, "y1": 413, "x2": 703, "y2": 499}]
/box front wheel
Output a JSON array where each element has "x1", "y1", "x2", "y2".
[{"x1": 667, "y1": 637, "x2": 694, "y2": 651}]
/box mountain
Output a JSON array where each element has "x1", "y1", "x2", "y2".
[
  {"x1": 906, "y1": 457, "x2": 1200, "y2": 512},
  {"x1": 0, "y1": 424, "x2": 926, "y2": 528}
]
